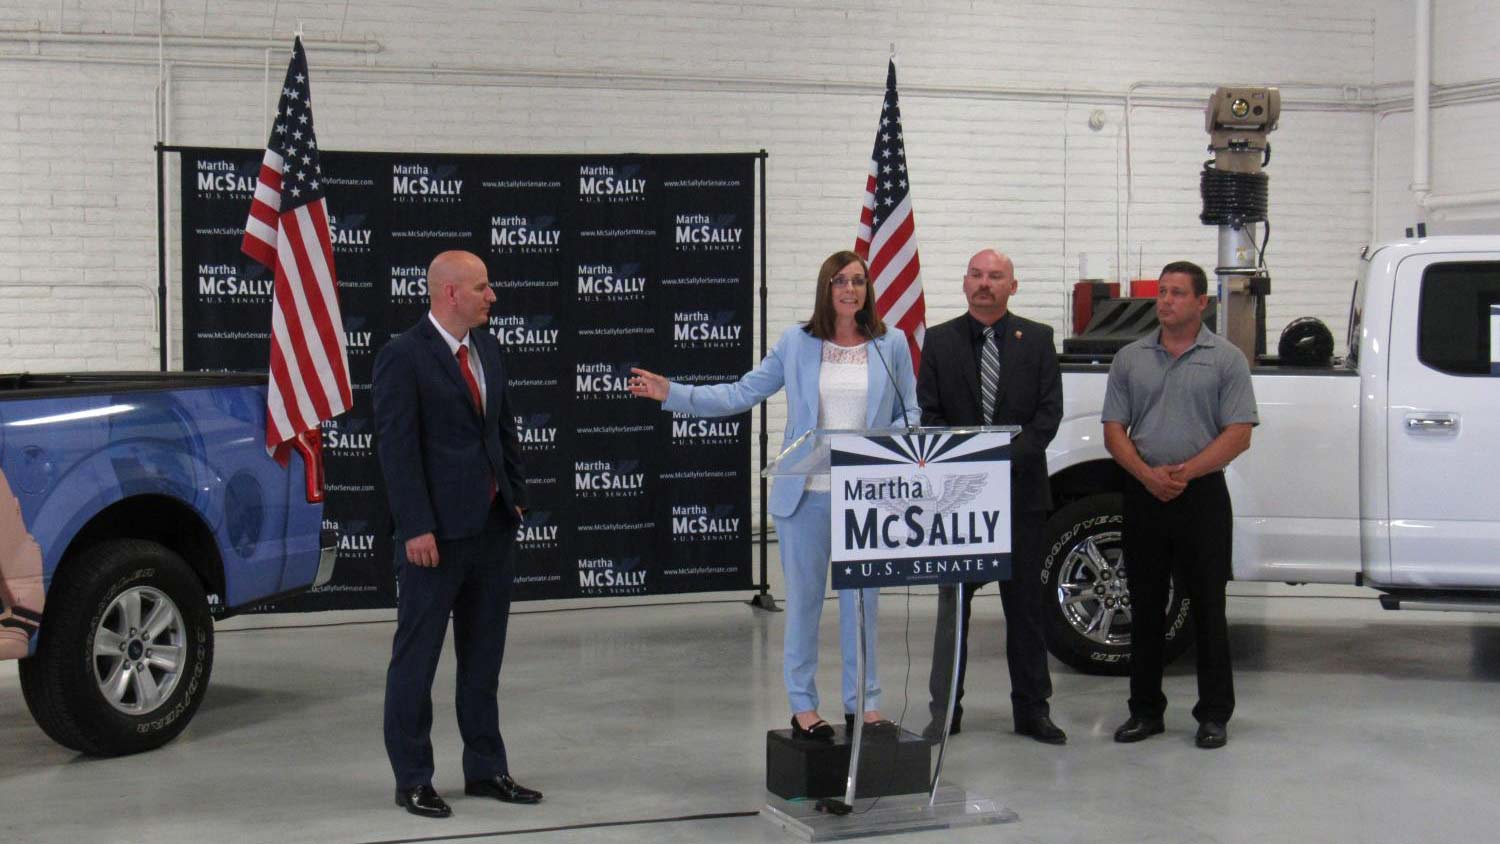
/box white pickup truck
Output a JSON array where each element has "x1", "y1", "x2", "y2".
[{"x1": 1038, "y1": 236, "x2": 1500, "y2": 674}]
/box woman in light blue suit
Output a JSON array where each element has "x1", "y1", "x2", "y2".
[{"x1": 630, "y1": 249, "x2": 919, "y2": 741}]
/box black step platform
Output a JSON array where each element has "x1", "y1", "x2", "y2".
[{"x1": 765, "y1": 727, "x2": 933, "y2": 800}]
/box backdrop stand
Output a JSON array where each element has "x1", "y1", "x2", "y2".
[
  {"x1": 154, "y1": 143, "x2": 169, "y2": 371},
  {"x1": 750, "y1": 149, "x2": 780, "y2": 613}
]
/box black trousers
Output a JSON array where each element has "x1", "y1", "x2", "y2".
[
  {"x1": 1123, "y1": 471, "x2": 1234, "y2": 724},
  {"x1": 384, "y1": 507, "x2": 516, "y2": 789},
  {"x1": 927, "y1": 511, "x2": 1052, "y2": 726}
]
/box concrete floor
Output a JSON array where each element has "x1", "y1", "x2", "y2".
[{"x1": 3, "y1": 577, "x2": 1500, "y2": 844}]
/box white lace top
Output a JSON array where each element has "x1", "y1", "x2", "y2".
[{"x1": 806, "y1": 341, "x2": 869, "y2": 492}]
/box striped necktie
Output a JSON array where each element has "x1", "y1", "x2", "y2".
[{"x1": 980, "y1": 326, "x2": 1000, "y2": 423}]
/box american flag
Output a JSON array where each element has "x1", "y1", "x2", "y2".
[
  {"x1": 242, "y1": 37, "x2": 352, "y2": 460},
  {"x1": 855, "y1": 59, "x2": 926, "y2": 372}
]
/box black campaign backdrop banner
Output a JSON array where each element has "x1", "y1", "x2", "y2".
[{"x1": 179, "y1": 149, "x2": 755, "y2": 611}]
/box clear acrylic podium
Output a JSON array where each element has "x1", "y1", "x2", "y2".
[{"x1": 758, "y1": 426, "x2": 1020, "y2": 841}]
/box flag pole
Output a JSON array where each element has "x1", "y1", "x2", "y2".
[
  {"x1": 855, "y1": 52, "x2": 926, "y2": 374},
  {"x1": 242, "y1": 36, "x2": 353, "y2": 459}
]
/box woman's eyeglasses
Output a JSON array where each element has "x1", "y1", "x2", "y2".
[{"x1": 830, "y1": 275, "x2": 868, "y2": 289}]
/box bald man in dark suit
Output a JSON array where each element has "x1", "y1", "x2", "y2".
[
  {"x1": 919, "y1": 249, "x2": 1065, "y2": 745},
  {"x1": 373, "y1": 250, "x2": 541, "y2": 818}
]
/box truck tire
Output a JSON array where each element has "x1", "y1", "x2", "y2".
[
  {"x1": 18, "y1": 539, "x2": 214, "y2": 756},
  {"x1": 1039, "y1": 494, "x2": 1192, "y2": 676}
]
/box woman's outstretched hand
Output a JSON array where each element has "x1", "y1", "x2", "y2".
[{"x1": 628, "y1": 367, "x2": 669, "y2": 402}]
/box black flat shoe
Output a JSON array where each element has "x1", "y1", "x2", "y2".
[
  {"x1": 394, "y1": 784, "x2": 451, "y2": 819},
  {"x1": 1113, "y1": 716, "x2": 1166, "y2": 743},
  {"x1": 1015, "y1": 715, "x2": 1067, "y2": 745},
  {"x1": 844, "y1": 713, "x2": 899, "y2": 736},
  {"x1": 790, "y1": 716, "x2": 835, "y2": 742},
  {"x1": 1195, "y1": 721, "x2": 1228, "y2": 749},
  {"x1": 466, "y1": 773, "x2": 543, "y2": 804}
]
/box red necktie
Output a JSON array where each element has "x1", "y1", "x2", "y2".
[
  {"x1": 455, "y1": 344, "x2": 483, "y2": 413},
  {"x1": 455, "y1": 344, "x2": 496, "y2": 502}
]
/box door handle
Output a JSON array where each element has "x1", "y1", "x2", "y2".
[{"x1": 1404, "y1": 413, "x2": 1459, "y2": 434}]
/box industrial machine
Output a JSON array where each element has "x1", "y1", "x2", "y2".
[
  {"x1": 1202, "y1": 85, "x2": 1279, "y2": 361},
  {"x1": 1065, "y1": 85, "x2": 1280, "y2": 362}
]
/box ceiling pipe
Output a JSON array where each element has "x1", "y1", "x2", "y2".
[
  {"x1": 1410, "y1": 0, "x2": 1500, "y2": 218},
  {"x1": 0, "y1": 27, "x2": 379, "y2": 52},
  {"x1": 1424, "y1": 190, "x2": 1500, "y2": 211},
  {"x1": 1412, "y1": 0, "x2": 1431, "y2": 210}
]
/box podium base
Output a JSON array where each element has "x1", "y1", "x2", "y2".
[
  {"x1": 766, "y1": 727, "x2": 930, "y2": 800},
  {"x1": 761, "y1": 784, "x2": 1018, "y2": 841}
]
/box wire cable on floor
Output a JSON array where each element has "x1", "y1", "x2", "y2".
[{"x1": 353, "y1": 810, "x2": 761, "y2": 844}]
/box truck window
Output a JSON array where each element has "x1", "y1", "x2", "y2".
[{"x1": 1418, "y1": 261, "x2": 1500, "y2": 376}]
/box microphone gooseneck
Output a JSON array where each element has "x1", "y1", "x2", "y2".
[{"x1": 857, "y1": 312, "x2": 915, "y2": 432}]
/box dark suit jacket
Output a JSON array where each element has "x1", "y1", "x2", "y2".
[
  {"x1": 372, "y1": 316, "x2": 527, "y2": 542},
  {"x1": 917, "y1": 312, "x2": 1062, "y2": 512}
]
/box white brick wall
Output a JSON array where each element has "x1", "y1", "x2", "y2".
[
  {"x1": 1430, "y1": 0, "x2": 1500, "y2": 84},
  {"x1": 2, "y1": 0, "x2": 1443, "y2": 524},
  {"x1": 1373, "y1": 0, "x2": 1500, "y2": 240},
  {"x1": 0, "y1": 58, "x2": 162, "y2": 368}
]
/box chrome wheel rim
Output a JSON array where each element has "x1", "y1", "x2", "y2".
[
  {"x1": 1053, "y1": 528, "x2": 1165, "y2": 648},
  {"x1": 92, "y1": 586, "x2": 185, "y2": 715}
]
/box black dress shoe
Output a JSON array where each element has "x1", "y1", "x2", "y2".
[
  {"x1": 1015, "y1": 715, "x2": 1067, "y2": 745},
  {"x1": 844, "y1": 713, "x2": 899, "y2": 736},
  {"x1": 466, "y1": 773, "x2": 543, "y2": 804},
  {"x1": 920, "y1": 715, "x2": 960, "y2": 741},
  {"x1": 394, "y1": 784, "x2": 451, "y2": 818},
  {"x1": 1196, "y1": 721, "x2": 1228, "y2": 749},
  {"x1": 1113, "y1": 716, "x2": 1166, "y2": 743},
  {"x1": 922, "y1": 705, "x2": 962, "y2": 740},
  {"x1": 790, "y1": 716, "x2": 836, "y2": 742}
]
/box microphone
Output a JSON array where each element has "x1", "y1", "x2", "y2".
[{"x1": 856, "y1": 311, "x2": 915, "y2": 432}]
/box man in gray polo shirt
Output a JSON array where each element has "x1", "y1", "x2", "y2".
[{"x1": 1102, "y1": 260, "x2": 1257, "y2": 750}]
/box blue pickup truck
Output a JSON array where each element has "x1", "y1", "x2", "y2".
[{"x1": 1, "y1": 372, "x2": 335, "y2": 756}]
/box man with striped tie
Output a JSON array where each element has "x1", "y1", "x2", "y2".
[{"x1": 917, "y1": 249, "x2": 1065, "y2": 745}]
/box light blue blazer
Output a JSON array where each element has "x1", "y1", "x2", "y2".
[{"x1": 663, "y1": 324, "x2": 921, "y2": 518}]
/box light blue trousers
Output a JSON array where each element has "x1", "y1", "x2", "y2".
[{"x1": 773, "y1": 491, "x2": 881, "y2": 715}]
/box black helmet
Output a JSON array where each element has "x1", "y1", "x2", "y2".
[{"x1": 1278, "y1": 317, "x2": 1334, "y2": 366}]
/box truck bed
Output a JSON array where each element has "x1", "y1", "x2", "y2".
[
  {"x1": 0, "y1": 371, "x2": 267, "y2": 398},
  {"x1": 1060, "y1": 354, "x2": 1357, "y2": 376}
]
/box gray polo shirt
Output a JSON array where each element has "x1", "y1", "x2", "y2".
[{"x1": 1101, "y1": 325, "x2": 1259, "y2": 466}]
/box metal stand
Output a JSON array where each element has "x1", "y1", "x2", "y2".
[
  {"x1": 841, "y1": 589, "x2": 869, "y2": 807},
  {"x1": 754, "y1": 150, "x2": 773, "y2": 614},
  {"x1": 154, "y1": 143, "x2": 169, "y2": 372},
  {"x1": 749, "y1": 527, "x2": 779, "y2": 612},
  {"x1": 1215, "y1": 221, "x2": 1259, "y2": 360},
  {"x1": 750, "y1": 592, "x2": 781, "y2": 612},
  {"x1": 762, "y1": 586, "x2": 1018, "y2": 840},
  {"x1": 808, "y1": 588, "x2": 867, "y2": 816},
  {"x1": 928, "y1": 585, "x2": 963, "y2": 802}
]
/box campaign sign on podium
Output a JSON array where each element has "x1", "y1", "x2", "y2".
[
  {"x1": 760, "y1": 426, "x2": 1019, "y2": 841},
  {"x1": 828, "y1": 431, "x2": 1012, "y2": 591}
]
